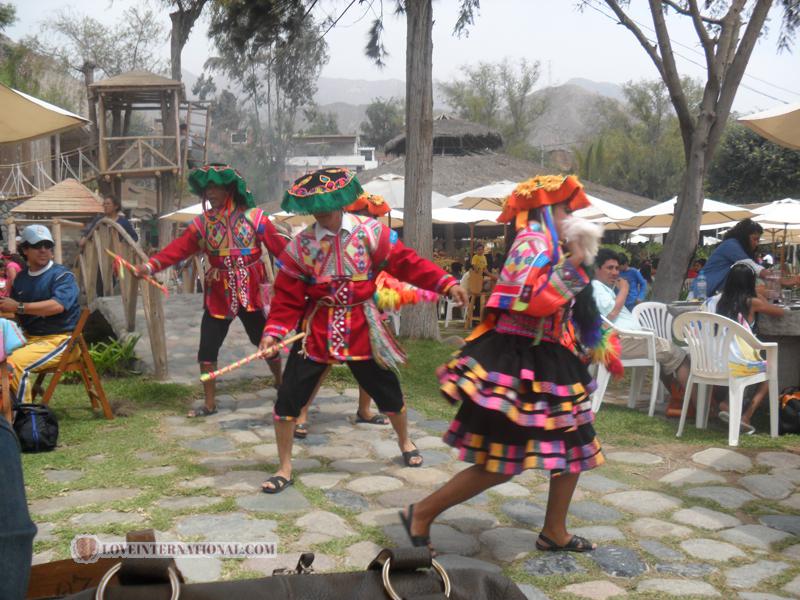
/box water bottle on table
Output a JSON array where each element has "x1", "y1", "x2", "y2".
[{"x1": 694, "y1": 272, "x2": 707, "y2": 301}]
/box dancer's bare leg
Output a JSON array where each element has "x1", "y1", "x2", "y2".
[
  {"x1": 386, "y1": 411, "x2": 422, "y2": 466},
  {"x1": 267, "y1": 357, "x2": 283, "y2": 389},
  {"x1": 297, "y1": 366, "x2": 331, "y2": 427},
  {"x1": 189, "y1": 362, "x2": 217, "y2": 417},
  {"x1": 403, "y1": 465, "x2": 512, "y2": 537},
  {"x1": 262, "y1": 420, "x2": 295, "y2": 490},
  {"x1": 357, "y1": 387, "x2": 378, "y2": 420},
  {"x1": 540, "y1": 472, "x2": 594, "y2": 548}
]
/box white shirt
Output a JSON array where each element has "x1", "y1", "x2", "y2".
[
  {"x1": 313, "y1": 213, "x2": 357, "y2": 243},
  {"x1": 28, "y1": 260, "x2": 54, "y2": 277}
]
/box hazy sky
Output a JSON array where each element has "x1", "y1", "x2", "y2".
[{"x1": 8, "y1": 0, "x2": 800, "y2": 112}]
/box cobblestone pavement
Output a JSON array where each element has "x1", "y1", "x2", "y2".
[
  {"x1": 30, "y1": 384, "x2": 800, "y2": 599},
  {"x1": 96, "y1": 294, "x2": 277, "y2": 384}
]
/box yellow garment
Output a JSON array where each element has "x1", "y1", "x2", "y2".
[
  {"x1": 467, "y1": 254, "x2": 488, "y2": 294},
  {"x1": 8, "y1": 334, "x2": 73, "y2": 404}
]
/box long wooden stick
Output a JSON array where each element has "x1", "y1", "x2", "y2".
[
  {"x1": 200, "y1": 332, "x2": 306, "y2": 382},
  {"x1": 104, "y1": 249, "x2": 169, "y2": 296}
]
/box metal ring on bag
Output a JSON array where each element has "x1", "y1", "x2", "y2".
[
  {"x1": 381, "y1": 557, "x2": 451, "y2": 600},
  {"x1": 94, "y1": 563, "x2": 181, "y2": 600}
]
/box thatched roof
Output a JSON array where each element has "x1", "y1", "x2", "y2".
[
  {"x1": 12, "y1": 179, "x2": 103, "y2": 215},
  {"x1": 384, "y1": 115, "x2": 503, "y2": 156},
  {"x1": 358, "y1": 153, "x2": 657, "y2": 213}
]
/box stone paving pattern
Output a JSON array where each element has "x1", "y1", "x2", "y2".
[{"x1": 30, "y1": 386, "x2": 800, "y2": 598}]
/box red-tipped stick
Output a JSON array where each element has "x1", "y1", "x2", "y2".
[
  {"x1": 200, "y1": 332, "x2": 306, "y2": 382},
  {"x1": 104, "y1": 249, "x2": 169, "y2": 297}
]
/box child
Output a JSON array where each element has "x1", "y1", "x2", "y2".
[{"x1": 710, "y1": 263, "x2": 787, "y2": 434}]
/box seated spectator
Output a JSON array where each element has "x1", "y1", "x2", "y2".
[
  {"x1": 639, "y1": 259, "x2": 653, "y2": 285},
  {"x1": 592, "y1": 249, "x2": 691, "y2": 415},
  {"x1": 618, "y1": 253, "x2": 647, "y2": 311},
  {"x1": 687, "y1": 258, "x2": 706, "y2": 279},
  {"x1": 706, "y1": 263, "x2": 787, "y2": 434},
  {"x1": 450, "y1": 261, "x2": 463, "y2": 281},
  {"x1": 0, "y1": 225, "x2": 81, "y2": 405}
]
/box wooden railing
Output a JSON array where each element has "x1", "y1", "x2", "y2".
[{"x1": 77, "y1": 218, "x2": 168, "y2": 380}]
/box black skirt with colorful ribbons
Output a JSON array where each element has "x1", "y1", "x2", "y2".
[{"x1": 438, "y1": 329, "x2": 604, "y2": 477}]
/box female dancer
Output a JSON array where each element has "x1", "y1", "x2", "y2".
[{"x1": 401, "y1": 175, "x2": 619, "y2": 553}]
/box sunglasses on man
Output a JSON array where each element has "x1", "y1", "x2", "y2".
[{"x1": 28, "y1": 241, "x2": 54, "y2": 250}]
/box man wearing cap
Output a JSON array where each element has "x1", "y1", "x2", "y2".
[
  {"x1": 134, "y1": 165, "x2": 288, "y2": 417},
  {"x1": 259, "y1": 167, "x2": 468, "y2": 493},
  {"x1": 0, "y1": 225, "x2": 80, "y2": 405}
]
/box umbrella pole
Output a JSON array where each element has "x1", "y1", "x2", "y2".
[
  {"x1": 470, "y1": 223, "x2": 475, "y2": 256},
  {"x1": 781, "y1": 223, "x2": 788, "y2": 271}
]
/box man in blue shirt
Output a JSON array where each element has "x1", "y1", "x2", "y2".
[
  {"x1": 0, "y1": 225, "x2": 80, "y2": 404},
  {"x1": 617, "y1": 254, "x2": 647, "y2": 310}
]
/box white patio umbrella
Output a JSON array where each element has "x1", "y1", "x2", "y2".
[
  {"x1": 160, "y1": 202, "x2": 205, "y2": 223},
  {"x1": 618, "y1": 197, "x2": 753, "y2": 229},
  {"x1": 431, "y1": 207, "x2": 501, "y2": 226},
  {"x1": 451, "y1": 181, "x2": 517, "y2": 210},
  {"x1": 575, "y1": 194, "x2": 635, "y2": 222},
  {"x1": 752, "y1": 198, "x2": 800, "y2": 265},
  {"x1": 362, "y1": 174, "x2": 454, "y2": 210},
  {"x1": 739, "y1": 103, "x2": 800, "y2": 151},
  {"x1": 627, "y1": 234, "x2": 649, "y2": 244}
]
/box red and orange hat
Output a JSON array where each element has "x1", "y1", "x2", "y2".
[
  {"x1": 345, "y1": 192, "x2": 390, "y2": 217},
  {"x1": 497, "y1": 175, "x2": 590, "y2": 230}
]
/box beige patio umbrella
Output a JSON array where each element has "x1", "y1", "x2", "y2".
[
  {"x1": 617, "y1": 197, "x2": 753, "y2": 229},
  {"x1": 752, "y1": 198, "x2": 800, "y2": 266},
  {"x1": 451, "y1": 181, "x2": 517, "y2": 210},
  {"x1": 362, "y1": 174, "x2": 453, "y2": 210},
  {"x1": 739, "y1": 103, "x2": 800, "y2": 151}
]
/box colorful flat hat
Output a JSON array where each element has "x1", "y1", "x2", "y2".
[
  {"x1": 188, "y1": 164, "x2": 255, "y2": 208},
  {"x1": 497, "y1": 175, "x2": 589, "y2": 228},
  {"x1": 345, "y1": 192, "x2": 390, "y2": 217},
  {"x1": 282, "y1": 167, "x2": 364, "y2": 214}
]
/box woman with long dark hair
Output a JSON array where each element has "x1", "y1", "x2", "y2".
[
  {"x1": 399, "y1": 175, "x2": 621, "y2": 554},
  {"x1": 693, "y1": 219, "x2": 764, "y2": 297},
  {"x1": 708, "y1": 263, "x2": 787, "y2": 434}
]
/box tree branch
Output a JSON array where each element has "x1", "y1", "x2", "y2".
[
  {"x1": 706, "y1": 0, "x2": 773, "y2": 161},
  {"x1": 685, "y1": 0, "x2": 717, "y2": 70},
  {"x1": 647, "y1": 0, "x2": 695, "y2": 150},
  {"x1": 601, "y1": 1, "x2": 665, "y2": 77},
  {"x1": 661, "y1": 0, "x2": 724, "y2": 24}
]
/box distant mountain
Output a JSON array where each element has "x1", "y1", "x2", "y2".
[
  {"x1": 565, "y1": 78, "x2": 626, "y2": 102},
  {"x1": 314, "y1": 77, "x2": 405, "y2": 105},
  {"x1": 527, "y1": 83, "x2": 621, "y2": 150}
]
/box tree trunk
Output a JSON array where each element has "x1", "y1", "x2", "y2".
[
  {"x1": 400, "y1": 0, "x2": 438, "y2": 339},
  {"x1": 81, "y1": 62, "x2": 97, "y2": 144},
  {"x1": 651, "y1": 128, "x2": 709, "y2": 302}
]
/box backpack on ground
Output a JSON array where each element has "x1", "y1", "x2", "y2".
[
  {"x1": 779, "y1": 387, "x2": 800, "y2": 435},
  {"x1": 13, "y1": 403, "x2": 59, "y2": 452}
]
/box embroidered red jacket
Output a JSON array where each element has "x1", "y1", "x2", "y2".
[
  {"x1": 264, "y1": 214, "x2": 456, "y2": 363},
  {"x1": 147, "y1": 205, "x2": 287, "y2": 319}
]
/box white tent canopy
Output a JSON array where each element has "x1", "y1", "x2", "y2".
[
  {"x1": 431, "y1": 207, "x2": 501, "y2": 226},
  {"x1": 739, "y1": 103, "x2": 800, "y2": 151},
  {"x1": 0, "y1": 83, "x2": 89, "y2": 143},
  {"x1": 362, "y1": 174, "x2": 455, "y2": 210},
  {"x1": 576, "y1": 194, "x2": 635, "y2": 222},
  {"x1": 618, "y1": 197, "x2": 753, "y2": 229},
  {"x1": 160, "y1": 202, "x2": 205, "y2": 223}
]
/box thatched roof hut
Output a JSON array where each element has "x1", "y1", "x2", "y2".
[
  {"x1": 384, "y1": 115, "x2": 503, "y2": 156},
  {"x1": 358, "y1": 152, "x2": 656, "y2": 213},
  {"x1": 11, "y1": 178, "x2": 103, "y2": 217}
]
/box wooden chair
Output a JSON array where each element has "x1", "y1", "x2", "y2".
[{"x1": 31, "y1": 309, "x2": 114, "y2": 419}]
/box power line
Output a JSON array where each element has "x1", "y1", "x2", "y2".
[
  {"x1": 583, "y1": 0, "x2": 800, "y2": 103},
  {"x1": 317, "y1": 0, "x2": 360, "y2": 41}
]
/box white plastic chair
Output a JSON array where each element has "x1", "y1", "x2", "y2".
[
  {"x1": 591, "y1": 316, "x2": 660, "y2": 414},
  {"x1": 440, "y1": 297, "x2": 457, "y2": 327},
  {"x1": 632, "y1": 302, "x2": 673, "y2": 415},
  {"x1": 672, "y1": 311, "x2": 778, "y2": 446}
]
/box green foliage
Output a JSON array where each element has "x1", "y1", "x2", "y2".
[
  {"x1": 192, "y1": 72, "x2": 217, "y2": 101},
  {"x1": 0, "y1": 2, "x2": 15, "y2": 31},
  {"x1": 64, "y1": 337, "x2": 140, "y2": 383},
  {"x1": 707, "y1": 123, "x2": 800, "y2": 203},
  {"x1": 438, "y1": 59, "x2": 544, "y2": 152},
  {"x1": 301, "y1": 105, "x2": 340, "y2": 135},
  {"x1": 360, "y1": 97, "x2": 404, "y2": 148},
  {"x1": 37, "y1": 6, "x2": 167, "y2": 76},
  {"x1": 574, "y1": 78, "x2": 699, "y2": 201}
]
